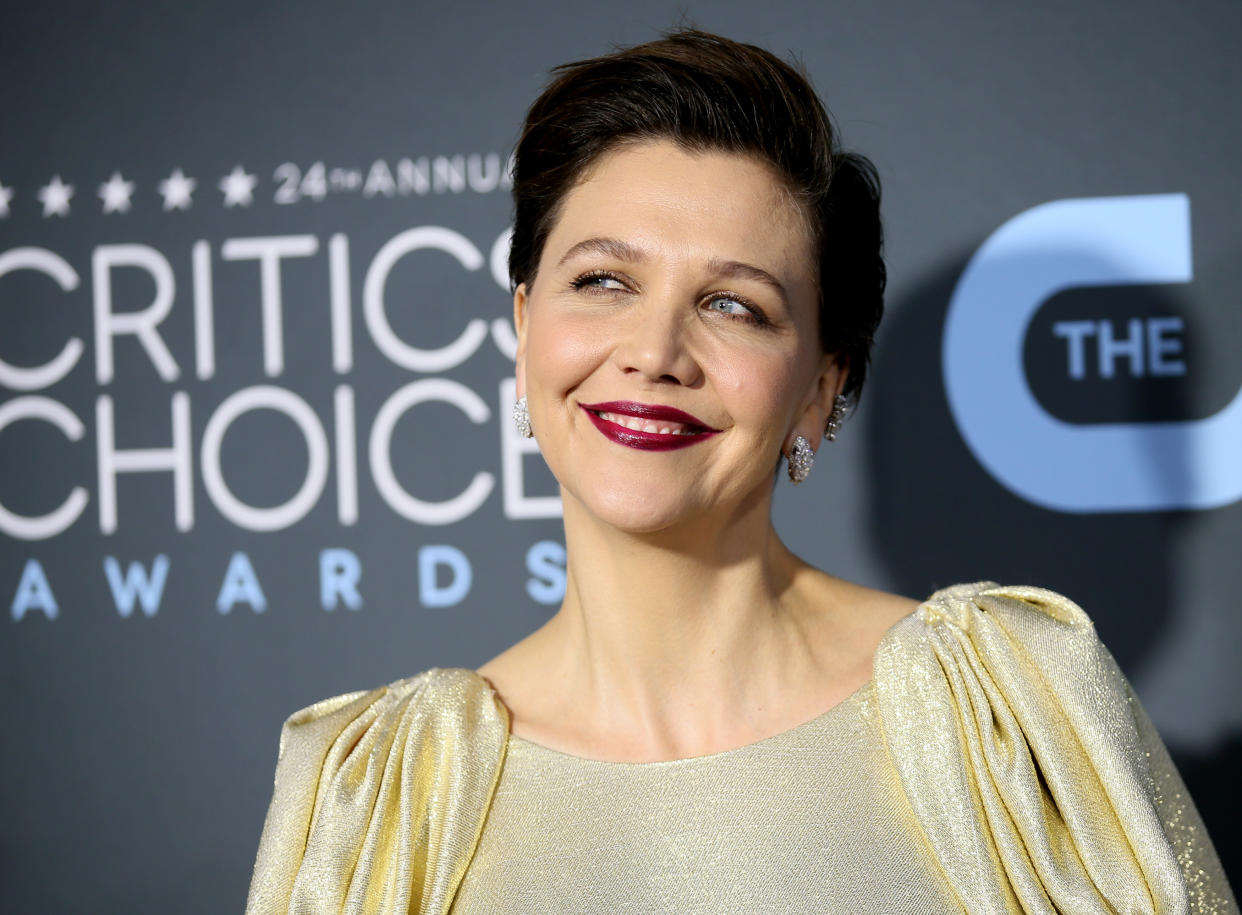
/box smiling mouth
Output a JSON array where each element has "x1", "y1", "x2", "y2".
[
  {"x1": 593, "y1": 410, "x2": 699, "y2": 435},
  {"x1": 579, "y1": 401, "x2": 720, "y2": 451}
]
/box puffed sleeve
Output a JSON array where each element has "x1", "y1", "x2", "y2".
[
  {"x1": 244, "y1": 668, "x2": 510, "y2": 915},
  {"x1": 1125, "y1": 677, "x2": 1235, "y2": 913},
  {"x1": 873, "y1": 582, "x2": 1236, "y2": 914}
]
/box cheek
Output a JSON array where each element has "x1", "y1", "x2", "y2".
[
  {"x1": 525, "y1": 309, "x2": 606, "y2": 393},
  {"x1": 712, "y1": 349, "x2": 802, "y2": 424}
]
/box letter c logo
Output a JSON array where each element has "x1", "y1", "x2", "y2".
[{"x1": 943, "y1": 193, "x2": 1242, "y2": 512}]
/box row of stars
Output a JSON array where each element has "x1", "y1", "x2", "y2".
[{"x1": 0, "y1": 166, "x2": 260, "y2": 218}]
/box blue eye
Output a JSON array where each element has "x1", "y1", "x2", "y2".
[
  {"x1": 707, "y1": 295, "x2": 751, "y2": 317},
  {"x1": 571, "y1": 271, "x2": 628, "y2": 292},
  {"x1": 705, "y1": 293, "x2": 769, "y2": 326}
]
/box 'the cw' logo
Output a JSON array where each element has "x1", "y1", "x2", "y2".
[{"x1": 943, "y1": 193, "x2": 1242, "y2": 513}]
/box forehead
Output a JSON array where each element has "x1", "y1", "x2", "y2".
[{"x1": 544, "y1": 140, "x2": 814, "y2": 282}]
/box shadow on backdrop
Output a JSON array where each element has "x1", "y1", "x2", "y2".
[{"x1": 863, "y1": 252, "x2": 1239, "y2": 880}]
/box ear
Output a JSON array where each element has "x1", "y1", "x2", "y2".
[
  {"x1": 787, "y1": 351, "x2": 848, "y2": 452},
  {"x1": 513, "y1": 283, "x2": 529, "y2": 398}
]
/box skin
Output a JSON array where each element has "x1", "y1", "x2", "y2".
[{"x1": 477, "y1": 140, "x2": 918, "y2": 762}]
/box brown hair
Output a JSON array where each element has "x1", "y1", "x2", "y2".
[{"x1": 509, "y1": 28, "x2": 885, "y2": 403}]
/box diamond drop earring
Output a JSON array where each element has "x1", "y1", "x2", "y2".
[
  {"x1": 512, "y1": 394, "x2": 533, "y2": 438},
  {"x1": 824, "y1": 394, "x2": 849, "y2": 442},
  {"x1": 786, "y1": 434, "x2": 814, "y2": 484}
]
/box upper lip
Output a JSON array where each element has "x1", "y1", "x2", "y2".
[{"x1": 579, "y1": 401, "x2": 720, "y2": 432}]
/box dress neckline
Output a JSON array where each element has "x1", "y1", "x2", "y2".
[
  {"x1": 503, "y1": 677, "x2": 875, "y2": 768},
  {"x1": 481, "y1": 589, "x2": 953, "y2": 767}
]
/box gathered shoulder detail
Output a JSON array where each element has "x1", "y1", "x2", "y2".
[
  {"x1": 874, "y1": 581, "x2": 1194, "y2": 914},
  {"x1": 245, "y1": 668, "x2": 510, "y2": 915}
]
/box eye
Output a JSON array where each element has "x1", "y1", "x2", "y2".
[
  {"x1": 703, "y1": 293, "x2": 768, "y2": 326},
  {"x1": 570, "y1": 270, "x2": 630, "y2": 293}
]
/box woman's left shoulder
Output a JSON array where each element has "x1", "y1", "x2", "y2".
[
  {"x1": 873, "y1": 580, "x2": 1238, "y2": 911},
  {"x1": 888, "y1": 580, "x2": 1103, "y2": 653},
  {"x1": 875, "y1": 579, "x2": 1142, "y2": 753},
  {"x1": 878, "y1": 580, "x2": 1128, "y2": 709}
]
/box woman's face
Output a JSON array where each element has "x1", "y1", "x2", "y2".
[{"x1": 515, "y1": 139, "x2": 843, "y2": 533}]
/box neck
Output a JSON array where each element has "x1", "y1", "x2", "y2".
[{"x1": 540, "y1": 485, "x2": 832, "y2": 756}]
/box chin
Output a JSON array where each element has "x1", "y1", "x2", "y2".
[{"x1": 575, "y1": 477, "x2": 701, "y2": 535}]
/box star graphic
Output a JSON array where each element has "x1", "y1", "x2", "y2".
[
  {"x1": 157, "y1": 168, "x2": 196, "y2": 211},
  {"x1": 219, "y1": 165, "x2": 257, "y2": 208},
  {"x1": 37, "y1": 175, "x2": 74, "y2": 218},
  {"x1": 0, "y1": 180, "x2": 12, "y2": 218},
  {"x1": 99, "y1": 172, "x2": 136, "y2": 214}
]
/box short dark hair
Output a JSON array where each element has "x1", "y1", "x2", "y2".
[{"x1": 509, "y1": 28, "x2": 885, "y2": 404}]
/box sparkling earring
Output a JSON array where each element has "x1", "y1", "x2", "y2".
[
  {"x1": 824, "y1": 394, "x2": 849, "y2": 442},
  {"x1": 512, "y1": 394, "x2": 533, "y2": 438},
  {"x1": 786, "y1": 434, "x2": 814, "y2": 484}
]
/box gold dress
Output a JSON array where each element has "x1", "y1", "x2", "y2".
[
  {"x1": 245, "y1": 583, "x2": 1236, "y2": 914},
  {"x1": 450, "y1": 678, "x2": 964, "y2": 912}
]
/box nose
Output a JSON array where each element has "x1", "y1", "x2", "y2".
[{"x1": 612, "y1": 295, "x2": 703, "y2": 387}]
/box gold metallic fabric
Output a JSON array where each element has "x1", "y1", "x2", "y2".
[
  {"x1": 451, "y1": 679, "x2": 964, "y2": 912},
  {"x1": 245, "y1": 669, "x2": 509, "y2": 915},
  {"x1": 873, "y1": 583, "x2": 1234, "y2": 914},
  {"x1": 246, "y1": 584, "x2": 1236, "y2": 913}
]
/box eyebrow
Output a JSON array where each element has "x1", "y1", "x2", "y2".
[
  {"x1": 556, "y1": 236, "x2": 646, "y2": 267},
  {"x1": 705, "y1": 257, "x2": 788, "y2": 304},
  {"x1": 556, "y1": 236, "x2": 789, "y2": 304}
]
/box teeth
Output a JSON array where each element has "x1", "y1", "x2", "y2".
[{"x1": 598, "y1": 411, "x2": 694, "y2": 435}]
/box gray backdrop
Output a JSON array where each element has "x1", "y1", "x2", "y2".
[{"x1": 2, "y1": 1, "x2": 1238, "y2": 911}]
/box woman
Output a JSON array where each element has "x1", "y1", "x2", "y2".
[{"x1": 246, "y1": 30, "x2": 1235, "y2": 914}]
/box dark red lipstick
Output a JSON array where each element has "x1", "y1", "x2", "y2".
[{"x1": 579, "y1": 401, "x2": 720, "y2": 451}]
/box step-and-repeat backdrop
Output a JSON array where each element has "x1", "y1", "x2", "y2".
[{"x1": 3, "y1": 1, "x2": 1239, "y2": 910}]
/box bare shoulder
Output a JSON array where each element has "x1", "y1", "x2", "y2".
[
  {"x1": 474, "y1": 633, "x2": 534, "y2": 698},
  {"x1": 786, "y1": 565, "x2": 923, "y2": 693},
  {"x1": 847, "y1": 578, "x2": 923, "y2": 629},
  {"x1": 474, "y1": 620, "x2": 565, "y2": 730},
  {"x1": 799, "y1": 567, "x2": 922, "y2": 635}
]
